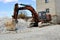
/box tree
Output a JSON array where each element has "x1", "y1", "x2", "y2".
[{"x1": 18, "y1": 10, "x2": 27, "y2": 19}]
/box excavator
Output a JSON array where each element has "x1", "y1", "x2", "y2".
[{"x1": 12, "y1": 3, "x2": 52, "y2": 27}]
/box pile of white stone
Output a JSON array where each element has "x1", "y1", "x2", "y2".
[{"x1": 0, "y1": 18, "x2": 31, "y2": 33}]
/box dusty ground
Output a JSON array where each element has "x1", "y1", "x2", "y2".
[
  {"x1": 0, "y1": 18, "x2": 60, "y2": 40},
  {"x1": 0, "y1": 25, "x2": 60, "y2": 40}
]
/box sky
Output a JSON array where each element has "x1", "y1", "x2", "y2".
[{"x1": 0, "y1": 0, "x2": 36, "y2": 18}]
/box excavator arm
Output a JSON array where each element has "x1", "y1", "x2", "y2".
[{"x1": 12, "y1": 3, "x2": 39, "y2": 23}]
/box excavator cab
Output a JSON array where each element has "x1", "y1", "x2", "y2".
[{"x1": 38, "y1": 11, "x2": 46, "y2": 21}]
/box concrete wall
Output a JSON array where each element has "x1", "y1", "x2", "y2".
[
  {"x1": 55, "y1": 0, "x2": 60, "y2": 23},
  {"x1": 36, "y1": 0, "x2": 58, "y2": 23}
]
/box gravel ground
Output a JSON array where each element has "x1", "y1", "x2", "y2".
[
  {"x1": 0, "y1": 25, "x2": 60, "y2": 40},
  {"x1": 0, "y1": 18, "x2": 60, "y2": 40}
]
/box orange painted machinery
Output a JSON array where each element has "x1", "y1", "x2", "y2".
[{"x1": 12, "y1": 3, "x2": 52, "y2": 27}]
